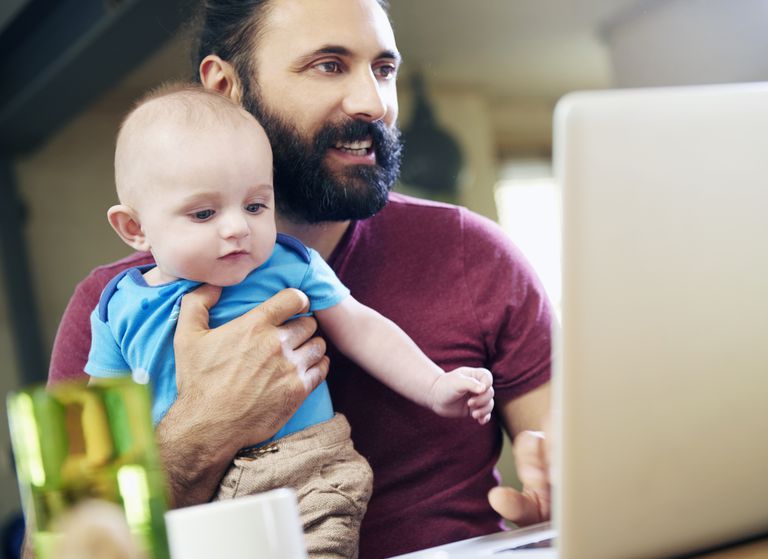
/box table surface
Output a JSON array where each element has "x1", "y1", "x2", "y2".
[{"x1": 696, "y1": 536, "x2": 768, "y2": 558}]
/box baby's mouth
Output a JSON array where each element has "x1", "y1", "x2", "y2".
[{"x1": 220, "y1": 250, "x2": 248, "y2": 259}]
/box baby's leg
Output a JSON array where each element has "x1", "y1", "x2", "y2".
[
  {"x1": 298, "y1": 418, "x2": 372, "y2": 559},
  {"x1": 214, "y1": 414, "x2": 373, "y2": 559}
]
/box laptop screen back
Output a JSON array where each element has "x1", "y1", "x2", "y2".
[{"x1": 553, "y1": 83, "x2": 768, "y2": 559}]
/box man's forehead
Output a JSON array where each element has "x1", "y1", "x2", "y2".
[{"x1": 258, "y1": 0, "x2": 397, "y2": 59}]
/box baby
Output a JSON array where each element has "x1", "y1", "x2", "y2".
[{"x1": 86, "y1": 84, "x2": 494, "y2": 558}]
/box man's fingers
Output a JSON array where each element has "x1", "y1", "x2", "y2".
[
  {"x1": 177, "y1": 284, "x2": 222, "y2": 334},
  {"x1": 302, "y1": 355, "x2": 330, "y2": 393},
  {"x1": 503, "y1": 430, "x2": 552, "y2": 524},
  {"x1": 253, "y1": 288, "x2": 310, "y2": 327},
  {"x1": 292, "y1": 334, "x2": 326, "y2": 370},
  {"x1": 513, "y1": 430, "x2": 549, "y2": 492},
  {"x1": 488, "y1": 486, "x2": 545, "y2": 526},
  {"x1": 281, "y1": 316, "x2": 320, "y2": 351}
]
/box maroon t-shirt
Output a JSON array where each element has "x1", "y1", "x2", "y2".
[{"x1": 49, "y1": 193, "x2": 552, "y2": 558}]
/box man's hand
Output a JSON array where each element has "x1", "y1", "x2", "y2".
[
  {"x1": 488, "y1": 428, "x2": 551, "y2": 526},
  {"x1": 430, "y1": 367, "x2": 495, "y2": 424},
  {"x1": 157, "y1": 286, "x2": 329, "y2": 507}
]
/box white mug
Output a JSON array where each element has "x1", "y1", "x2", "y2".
[{"x1": 164, "y1": 488, "x2": 307, "y2": 559}]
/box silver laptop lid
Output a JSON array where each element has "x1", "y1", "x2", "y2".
[{"x1": 553, "y1": 82, "x2": 768, "y2": 559}]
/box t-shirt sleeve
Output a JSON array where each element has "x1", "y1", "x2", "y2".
[
  {"x1": 301, "y1": 249, "x2": 351, "y2": 312},
  {"x1": 84, "y1": 307, "x2": 130, "y2": 378},
  {"x1": 460, "y1": 208, "x2": 554, "y2": 401},
  {"x1": 49, "y1": 270, "x2": 111, "y2": 385},
  {"x1": 49, "y1": 256, "x2": 151, "y2": 386}
]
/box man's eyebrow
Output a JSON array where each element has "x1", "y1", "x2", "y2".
[
  {"x1": 297, "y1": 45, "x2": 402, "y2": 64},
  {"x1": 378, "y1": 49, "x2": 402, "y2": 63}
]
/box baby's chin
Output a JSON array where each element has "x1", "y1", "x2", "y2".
[
  {"x1": 206, "y1": 274, "x2": 251, "y2": 288},
  {"x1": 203, "y1": 266, "x2": 259, "y2": 288}
]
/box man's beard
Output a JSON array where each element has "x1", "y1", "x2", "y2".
[{"x1": 242, "y1": 85, "x2": 403, "y2": 224}]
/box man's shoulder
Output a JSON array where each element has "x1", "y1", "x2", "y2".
[
  {"x1": 73, "y1": 252, "x2": 156, "y2": 305},
  {"x1": 88, "y1": 252, "x2": 155, "y2": 283},
  {"x1": 384, "y1": 191, "x2": 462, "y2": 215},
  {"x1": 375, "y1": 192, "x2": 505, "y2": 242}
]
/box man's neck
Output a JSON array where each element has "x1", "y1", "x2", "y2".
[{"x1": 276, "y1": 217, "x2": 351, "y2": 260}]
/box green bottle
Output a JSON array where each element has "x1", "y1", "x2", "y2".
[{"x1": 7, "y1": 379, "x2": 170, "y2": 559}]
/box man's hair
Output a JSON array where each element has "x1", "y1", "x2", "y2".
[{"x1": 192, "y1": 0, "x2": 390, "y2": 86}]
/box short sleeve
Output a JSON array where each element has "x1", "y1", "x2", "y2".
[
  {"x1": 49, "y1": 252, "x2": 155, "y2": 386},
  {"x1": 460, "y1": 208, "x2": 553, "y2": 400},
  {"x1": 301, "y1": 249, "x2": 351, "y2": 312},
  {"x1": 84, "y1": 308, "x2": 130, "y2": 378}
]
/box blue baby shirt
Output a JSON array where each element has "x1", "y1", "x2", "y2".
[{"x1": 86, "y1": 234, "x2": 349, "y2": 442}]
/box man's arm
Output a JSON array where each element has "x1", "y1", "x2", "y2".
[
  {"x1": 489, "y1": 383, "x2": 552, "y2": 525},
  {"x1": 158, "y1": 285, "x2": 329, "y2": 507}
]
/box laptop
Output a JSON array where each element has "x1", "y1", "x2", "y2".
[{"x1": 391, "y1": 82, "x2": 768, "y2": 558}]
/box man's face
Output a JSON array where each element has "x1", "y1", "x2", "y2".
[{"x1": 242, "y1": 0, "x2": 402, "y2": 223}]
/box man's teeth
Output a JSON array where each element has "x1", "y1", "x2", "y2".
[{"x1": 335, "y1": 139, "x2": 372, "y2": 155}]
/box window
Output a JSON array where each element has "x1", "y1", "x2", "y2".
[{"x1": 495, "y1": 159, "x2": 562, "y2": 316}]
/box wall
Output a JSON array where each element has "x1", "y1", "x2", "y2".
[
  {"x1": 0, "y1": 265, "x2": 23, "y2": 524},
  {"x1": 491, "y1": 97, "x2": 555, "y2": 159},
  {"x1": 16, "y1": 100, "x2": 134, "y2": 346},
  {"x1": 398, "y1": 83, "x2": 500, "y2": 221},
  {"x1": 603, "y1": 0, "x2": 768, "y2": 87}
]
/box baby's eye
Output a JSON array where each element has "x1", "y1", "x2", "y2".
[
  {"x1": 191, "y1": 209, "x2": 215, "y2": 221},
  {"x1": 245, "y1": 203, "x2": 267, "y2": 214}
]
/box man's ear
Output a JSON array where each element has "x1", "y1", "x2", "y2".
[
  {"x1": 199, "y1": 55, "x2": 243, "y2": 104},
  {"x1": 107, "y1": 205, "x2": 150, "y2": 252}
]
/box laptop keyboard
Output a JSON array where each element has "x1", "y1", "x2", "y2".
[{"x1": 494, "y1": 536, "x2": 555, "y2": 552}]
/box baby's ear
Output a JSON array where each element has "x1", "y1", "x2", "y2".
[{"x1": 107, "y1": 205, "x2": 149, "y2": 251}]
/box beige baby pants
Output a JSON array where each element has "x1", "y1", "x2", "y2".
[{"x1": 214, "y1": 414, "x2": 373, "y2": 559}]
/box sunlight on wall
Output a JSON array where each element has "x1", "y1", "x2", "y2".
[{"x1": 495, "y1": 159, "x2": 562, "y2": 316}]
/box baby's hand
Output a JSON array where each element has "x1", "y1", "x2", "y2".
[{"x1": 430, "y1": 367, "x2": 494, "y2": 424}]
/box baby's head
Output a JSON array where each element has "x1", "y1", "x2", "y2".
[{"x1": 109, "y1": 83, "x2": 276, "y2": 287}]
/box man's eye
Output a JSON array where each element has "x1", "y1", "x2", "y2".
[
  {"x1": 316, "y1": 61, "x2": 342, "y2": 74},
  {"x1": 245, "y1": 203, "x2": 266, "y2": 214},
  {"x1": 376, "y1": 64, "x2": 397, "y2": 79},
  {"x1": 192, "y1": 209, "x2": 214, "y2": 221}
]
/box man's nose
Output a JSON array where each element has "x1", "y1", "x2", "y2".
[{"x1": 341, "y1": 68, "x2": 388, "y2": 122}]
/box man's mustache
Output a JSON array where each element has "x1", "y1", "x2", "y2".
[{"x1": 314, "y1": 119, "x2": 394, "y2": 152}]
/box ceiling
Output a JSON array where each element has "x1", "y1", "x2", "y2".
[
  {"x1": 119, "y1": 0, "x2": 652, "y2": 104},
  {"x1": 11, "y1": 0, "x2": 764, "y2": 154},
  {"x1": 387, "y1": 0, "x2": 649, "y2": 99},
  {"x1": 7, "y1": 0, "x2": 763, "y2": 153}
]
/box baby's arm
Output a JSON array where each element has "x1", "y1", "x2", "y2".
[{"x1": 316, "y1": 297, "x2": 494, "y2": 424}]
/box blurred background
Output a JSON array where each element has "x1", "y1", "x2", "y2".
[{"x1": 2, "y1": 0, "x2": 768, "y2": 553}]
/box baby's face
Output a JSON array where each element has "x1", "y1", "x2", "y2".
[{"x1": 137, "y1": 119, "x2": 276, "y2": 286}]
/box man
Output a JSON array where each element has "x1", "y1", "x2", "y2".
[{"x1": 48, "y1": 0, "x2": 552, "y2": 556}]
